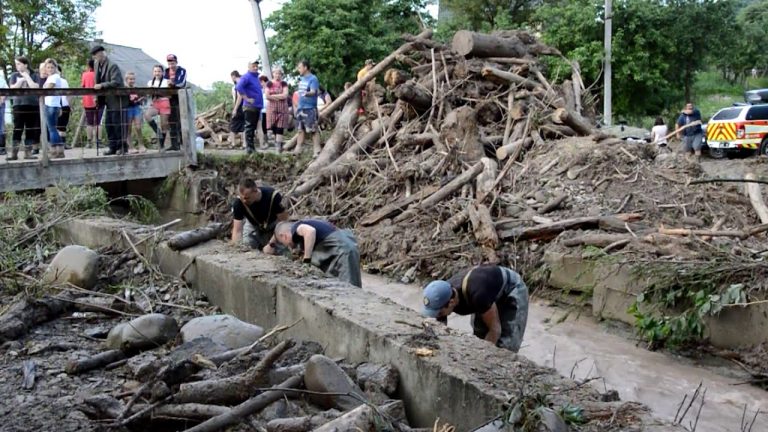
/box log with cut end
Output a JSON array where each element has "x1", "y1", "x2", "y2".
[
  {"x1": 175, "y1": 339, "x2": 294, "y2": 405},
  {"x1": 745, "y1": 172, "x2": 768, "y2": 224},
  {"x1": 394, "y1": 81, "x2": 432, "y2": 113},
  {"x1": 181, "y1": 375, "x2": 304, "y2": 432},
  {"x1": 475, "y1": 157, "x2": 498, "y2": 199},
  {"x1": 167, "y1": 223, "x2": 225, "y2": 251},
  {"x1": 552, "y1": 107, "x2": 594, "y2": 136},
  {"x1": 453, "y1": 30, "x2": 541, "y2": 58},
  {"x1": 496, "y1": 137, "x2": 533, "y2": 160}
]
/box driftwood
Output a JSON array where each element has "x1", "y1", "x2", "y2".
[
  {"x1": 313, "y1": 400, "x2": 405, "y2": 432},
  {"x1": 498, "y1": 214, "x2": 643, "y2": 242},
  {"x1": 0, "y1": 295, "x2": 72, "y2": 342},
  {"x1": 394, "y1": 81, "x2": 432, "y2": 113},
  {"x1": 453, "y1": 30, "x2": 557, "y2": 58},
  {"x1": 266, "y1": 411, "x2": 342, "y2": 432},
  {"x1": 496, "y1": 137, "x2": 533, "y2": 160},
  {"x1": 175, "y1": 340, "x2": 294, "y2": 405},
  {"x1": 133, "y1": 403, "x2": 231, "y2": 421},
  {"x1": 360, "y1": 185, "x2": 439, "y2": 226},
  {"x1": 481, "y1": 66, "x2": 538, "y2": 91},
  {"x1": 657, "y1": 223, "x2": 768, "y2": 240},
  {"x1": 552, "y1": 107, "x2": 594, "y2": 136},
  {"x1": 745, "y1": 172, "x2": 768, "y2": 224},
  {"x1": 538, "y1": 193, "x2": 569, "y2": 214},
  {"x1": 563, "y1": 234, "x2": 634, "y2": 248},
  {"x1": 66, "y1": 349, "x2": 127, "y2": 375},
  {"x1": 167, "y1": 223, "x2": 225, "y2": 251},
  {"x1": 394, "y1": 161, "x2": 484, "y2": 222},
  {"x1": 181, "y1": 375, "x2": 304, "y2": 432}
]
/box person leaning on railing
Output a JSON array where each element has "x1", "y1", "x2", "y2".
[
  {"x1": 42, "y1": 59, "x2": 65, "y2": 159},
  {"x1": 91, "y1": 45, "x2": 128, "y2": 156},
  {"x1": 163, "y1": 54, "x2": 186, "y2": 151}
]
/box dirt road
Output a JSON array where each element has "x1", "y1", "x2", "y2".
[{"x1": 361, "y1": 273, "x2": 768, "y2": 432}]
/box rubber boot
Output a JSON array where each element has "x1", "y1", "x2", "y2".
[
  {"x1": 0, "y1": 135, "x2": 6, "y2": 156},
  {"x1": 23, "y1": 145, "x2": 37, "y2": 160},
  {"x1": 7, "y1": 146, "x2": 19, "y2": 161},
  {"x1": 158, "y1": 132, "x2": 166, "y2": 151},
  {"x1": 275, "y1": 141, "x2": 283, "y2": 153}
]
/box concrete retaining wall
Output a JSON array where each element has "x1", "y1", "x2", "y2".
[
  {"x1": 57, "y1": 218, "x2": 678, "y2": 431},
  {"x1": 544, "y1": 251, "x2": 768, "y2": 349}
]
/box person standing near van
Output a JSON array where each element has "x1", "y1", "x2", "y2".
[{"x1": 676, "y1": 102, "x2": 703, "y2": 158}]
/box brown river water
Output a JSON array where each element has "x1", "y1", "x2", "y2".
[{"x1": 361, "y1": 273, "x2": 768, "y2": 432}]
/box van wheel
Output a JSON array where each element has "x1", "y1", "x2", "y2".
[
  {"x1": 760, "y1": 138, "x2": 768, "y2": 157},
  {"x1": 708, "y1": 147, "x2": 726, "y2": 159}
]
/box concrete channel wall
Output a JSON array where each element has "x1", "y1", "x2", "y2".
[{"x1": 57, "y1": 218, "x2": 680, "y2": 431}]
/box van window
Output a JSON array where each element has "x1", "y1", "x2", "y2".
[
  {"x1": 712, "y1": 107, "x2": 742, "y2": 121},
  {"x1": 747, "y1": 105, "x2": 768, "y2": 120}
]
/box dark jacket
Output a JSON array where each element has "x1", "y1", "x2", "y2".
[
  {"x1": 163, "y1": 66, "x2": 187, "y2": 88},
  {"x1": 95, "y1": 58, "x2": 126, "y2": 108}
]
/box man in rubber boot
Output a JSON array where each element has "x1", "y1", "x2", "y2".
[
  {"x1": 265, "y1": 219, "x2": 362, "y2": 288},
  {"x1": 421, "y1": 265, "x2": 529, "y2": 352},
  {"x1": 230, "y1": 178, "x2": 289, "y2": 250}
]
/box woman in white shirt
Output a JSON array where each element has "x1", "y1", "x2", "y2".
[
  {"x1": 650, "y1": 116, "x2": 668, "y2": 148},
  {"x1": 42, "y1": 59, "x2": 64, "y2": 158},
  {"x1": 144, "y1": 65, "x2": 171, "y2": 150}
]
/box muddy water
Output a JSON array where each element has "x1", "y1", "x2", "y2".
[{"x1": 361, "y1": 274, "x2": 768, "y2": 432}]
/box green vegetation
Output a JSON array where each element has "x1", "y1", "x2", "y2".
[
  {"x1": 0, "y1": 0, "x2": 100, "y2": 78},
  {"x1": 628, "y1": 259, "x2": 761, "y2": 350},
  {"x1": 195, "y1": 81, "x2": 234, "y2": 113},
  {"x1": 265, "y1": 0, "x2": 432, "y2": 93}
]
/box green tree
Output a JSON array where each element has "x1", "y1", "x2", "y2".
[
  {"x1": 195, "y1": 81, "x2": 234, "y2": 113},
  {"x1": 532, "y1": 0, "x2": 736, "y2": 117},
  {"x1": 0, "y1": 0, "x2": 101, "y2": 79},
  {"x1": 266, "y1": 0, "x2": 431, "y2": 93},
  {"x1": 439, "y1": 0, "x2": 540, "y2": 31}
]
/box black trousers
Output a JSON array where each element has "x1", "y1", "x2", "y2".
[
  {"x1": 105, "y1": 107, "x2": 126, "y2": 152},
  {"x1": 11, "y1": 105, "x2": 40, "y2": 148},
  {"x1": 168, "y1": 95, "x2": 181, "y2": 150},
  {"x1": 243, "y1": 107, "x2": 261, "y2": 150}
]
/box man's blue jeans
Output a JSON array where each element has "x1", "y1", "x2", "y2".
[{"x1": 45, "y1": 106, "x2": 61, "y2": 146}]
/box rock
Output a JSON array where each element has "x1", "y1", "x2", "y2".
[
  {"x1": 538, "y1": 408, "x2": 570, "y2": 432},
  {"x1": 180, "y1": 314, "x2": 264, "y2": 349},
  {"x1": 275, "y1": 340, "x2": 324, "y2": 367},
  {"x1": 505, "y1": 204, "x2": 526, "y2": 217},
  {"x1": 304, "y1": 354, "x2": 365, "y2": 411},
  {"x1": 362, "y1": 381, "x2": 391, "y2": 405},
  {"x1": 356, "y1": 362, "x2": 399, "y2": 396},
  {"x1": 43, "y1": 245, "x2": 99, "y2": 289},
  {"x1": 127, "y1": 351, "x2": 160, "y2": 381},
  {"x1": 168, "y1": 337, "x2": 230, "y2": 363},
  {"x1": 600, "y1": 389, "x2": 620, "y2": 402},
  {"x1": 105, "y1": 313, "x2": 179, "y2": 351}
]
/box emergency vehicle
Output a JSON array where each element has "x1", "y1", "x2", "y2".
[{"x1": 705, "y1": 104, "x2": 768, "y2": 158}]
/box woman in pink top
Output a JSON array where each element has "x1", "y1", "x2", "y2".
[
  {"x1": 80, "y1": 59, "x2": 101, "y2": 149},
  {"x1": 144, "y1": 65, "x2": 171, "y2": 150},
  {"x1": 266, "y1": 67, "x2": 289, "y2": 153}
]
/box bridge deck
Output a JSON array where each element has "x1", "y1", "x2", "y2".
[{"x1": 0, "y1": 148, "x2": 184, "y2": 192}]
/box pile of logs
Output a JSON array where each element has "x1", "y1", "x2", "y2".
[
  {"x1": 196, "y1": 103, "x2": 235, "y2": 148},
  {"x1": 277, "y1": 29, "x2": 598, "y2": 268},
  {"x1": 75, "y1": 334, "x2": 417, "y2": 432}
]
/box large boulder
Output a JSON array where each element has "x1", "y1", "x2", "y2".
[
  {"x1": 106, "y1": 313, "x2": 179, "y2": 351},
  {"x1": 43, "y1": 245, "x2": 99, "y2": 289},
  {"x1": 180, "y1": 315, "x2": 264, "y2": 350},
  {"x1": 304, "y1": 354, "x2": 365, "y2": 411}
]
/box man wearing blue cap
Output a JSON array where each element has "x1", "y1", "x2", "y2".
[{"x1": 422, "y1": 265, "x2": 528, "y2": 352}]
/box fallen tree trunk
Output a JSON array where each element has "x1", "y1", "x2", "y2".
[
  {"x1": 552, "y1": 107, "x2": 594, "y2": 136},
  {"x1": 498, "y1": 214, "x2": 643, "y2": 242},
  {"x1": 453, "y1": 30, "x2": 535, "y2": 58},
  {"x1": 181, "y1": 375, "x2": 304, "y2": 432},
  {"x1": 481, "y1": 66, "x2": 538, "y2": 91},
  {"x1": 657, "y1": 223, "x2": 768, "y2": 240},
  {"x1": 745, "y1": 172, "x2": 768, "y2": 224},
  {"x1": 292, "y1": 96, "x2": 361, "y2": 196},
  {"x1": 0, "y1": 295, "x2": 72, "y2": 342},
  {"x1": 360, "y1": 185, "x2": 439, "y2": 226},
  {"x1": 394, "y1": 161, "x2": 484, "y2": 222},
  {"x1": 562, "y1": 234, "x2": 634, "y2": 248},
  {"x1": 496, "y1": 137, "x2": 533, "y2": 160},
  {"x1": 394, "y1": 81, "x2": 432, "y2": 112},
  {"x1": 175, "y1": 340, "x2": 294, "y2": 405},
  {"x1": 66, "y1": 349, "x2": 127, "y2": 375},
  {"x1": 167, "y1": 223, "x2": 225, "y2": 251}
]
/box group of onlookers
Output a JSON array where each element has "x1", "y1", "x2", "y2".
[
  {"x1": 230, "y1": 59, "x2": 331, "y2": 156},
  {"x1": 1, "y1": 46, "x2": 188, "y2": 160}
]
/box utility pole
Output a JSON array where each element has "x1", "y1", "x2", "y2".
[
  {"x1": 603, "y1": 0, "x2": 612, "y2": 126},
  {"x1": 248, "y1": 0, "x2": 272, "y2": 79}
]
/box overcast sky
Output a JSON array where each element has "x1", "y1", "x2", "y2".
[
  {"x1": 93, "y1": 0, "x2": 438, "y2": 90},
  {"x1": 93, "y1": 0, "x2": 290, "y2": 89}
]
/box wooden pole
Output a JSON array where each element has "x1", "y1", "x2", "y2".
[
  {"x1": 178, "y1": 88, "x2": 198, "y2": 167},
  {"x1": 38, "y1": 96, "x2": 49, "y2": 167}
]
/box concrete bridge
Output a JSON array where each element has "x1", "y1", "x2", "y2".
[{"x1": 0, "y1": 87, "x2": 197, "y2": 193}]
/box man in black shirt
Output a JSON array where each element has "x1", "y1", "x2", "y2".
[
  {"x1": 265, "y1": 219, "x2": 362, "y2": 287},
  {"x1": 421, "y1": 265, "x2": 529, "y2": 352},
  {"x1": 230, "y1": 178, "x2": 289, "y2": 249}
]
